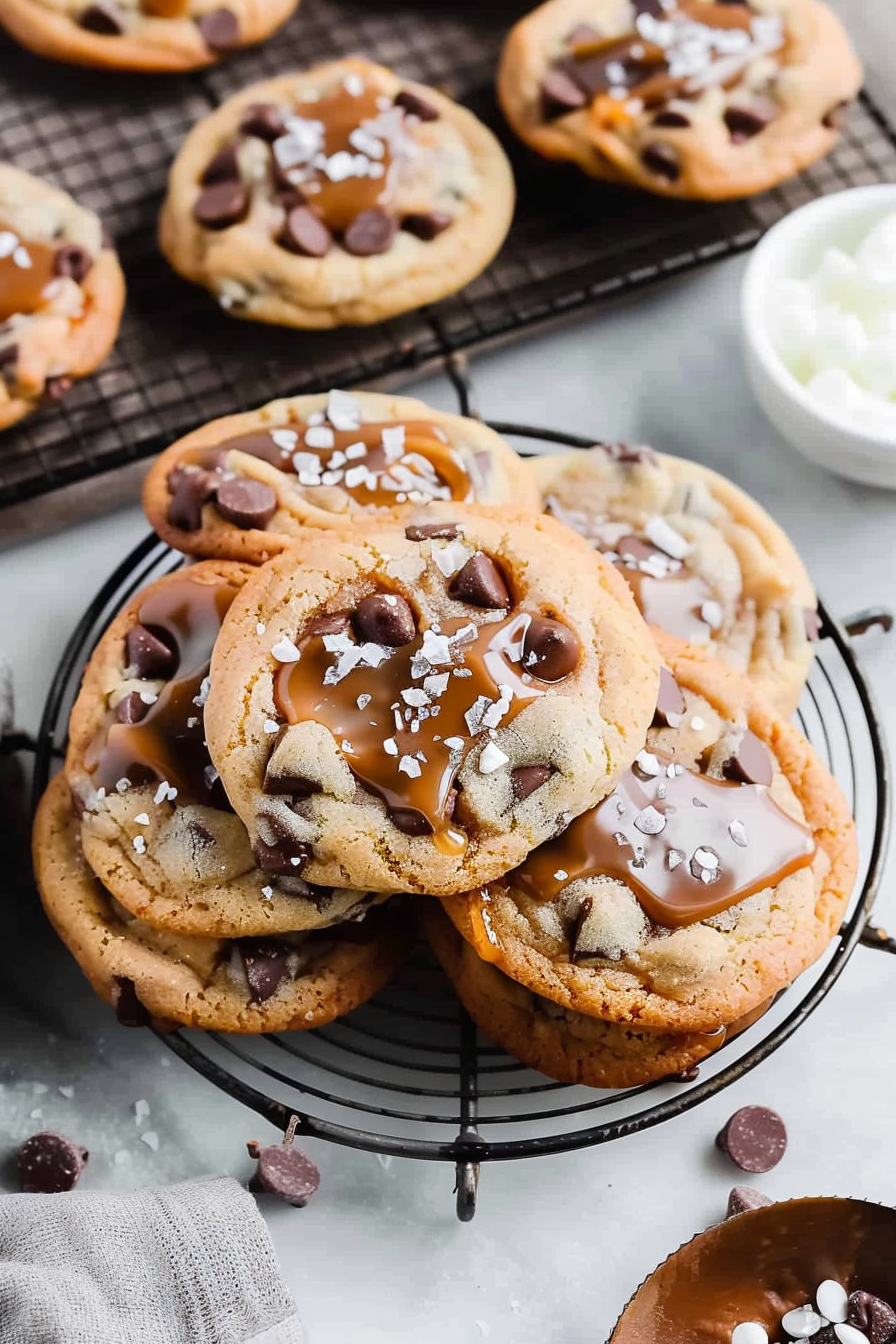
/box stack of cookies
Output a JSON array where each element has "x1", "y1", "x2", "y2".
[{"x1": 33, "y1": 388, "x2": 857, "y2": 1083}]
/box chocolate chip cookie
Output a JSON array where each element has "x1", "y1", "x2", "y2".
[
  {"x1": 204, "y1": 505, "x2": 661, "y2": 897},
  {"x1": 34, "y1": 774, "x2": 409, "y2": 1032},
  {"x1": 498, "y1": 0, "x2": 862, "y2": 200},
  {"x1": 530, "y1": 443, "x2": 817, "y2": 714},
  {"x1": 65, "y1": 561, "x2": 390, "y2": 938},
  {"x1": 442, "y1": 638, "x2": 857, "y2": 1034},
  {"x1": 0, "y1": 165, "x2": 124, "y2": 431},
  {"x1": 159, "y1": 58, "x2": 515, "y2": 327},
  {"x1": 143, "y1": 389, "x2": 540, "y2": 565},
  {"x1": 0, "y1": 0, "x2": 298, "y2": 71}
]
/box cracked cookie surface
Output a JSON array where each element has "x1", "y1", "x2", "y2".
[
  {"x1": 159, "y1": 58, "x2": 515, "y2": 327},
  {"x1": 143, "y1": 388, "x2": 540, "y2": 565},
  {"x1": 498, "y1": 0, "x2": 862, "y2": 200}
]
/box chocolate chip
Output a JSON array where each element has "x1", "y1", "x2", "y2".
[
  {"x1": 247, "y1": 1124, "x2": 320, "y2": 1206},
  {"x1": 653, "y1": 109, "x2": 691, "y2": 128},
  {"x1": 112, "y1": 975, "x2": 151, "y2": 1028},
  {"x1": 390, "y1": 807, "x2": 433, "y2": 837},
  {"x1": 405, "y1": 522, "x2": 459, "y2": 541},
  {"x1": 194, "y1": 180, "x2": 249, "y2": 230},
  {"x1": 79, "y1": 1, "x2": 124, "y2": 33},
  {"x1": 448, "y1": 553, "x2": 510, "y2": 609},
  {"x1": 716, "y1": 1105, "x2": 787, "y2": 1173},
  {"x1": 618, "y1": 534, "x2": 660, "y2": 565},
  {"x1": 215, "y1": 477, "x2": 278, "y2": 530},
  {"x1": 522, "y1": 616, "x2": 580, "y2": 682},
  {"x1": 275, "y1": 187, "x2": 306, "y2": 213},
  {"x1": 605, "y1": 442, "x2": 659, "y2": 466},
  {"x1": 511, "y1": 765, "x2": 552, "y2": 803},
  {"x1": 726, "y1": 1185, "x2": 773, "y2": 1219},
  {"x1": 18, "y1": 1132, "x2": 89, "y2": 1193},
  {"x1": 279, "y1": 205, "x2": 332, "y2": 258},
  {"x1": 252, "y1": 837, "x2": 312, "y2": 874},
  {"x1": 239, "y1": 941, "x2": 290, "y2": 1002},
  {"x1": 54, "y1": 244, "x2": 92, "y2": 283},
  {"x1": 0, "y1": 344, "x2": 18, "y2": 371},
  {"x1": 724, "y1": 105, "x2": 772, "y2": 142},
  {"x1": 566, "y1": 21, "x2": 602, "y2": 45},
  {"x1": 401, "y1": 211, "x2": 452, "y2": 241},
  {"x1": 45, "y1": 375, "x2": 72, "y2": 401},
  {"x1": 197, "y1": 6, "x2": 240, "y2": 50},
  {"x1": 847, "y1": 1291, "x2": 896, "y2": 1344},
  {"x1": 541, "y1": 67, "x2": 587, "y2": 119},
  {"x1": 804, "y1": 607, "x2": 822, "y2": 642},
  {"x1": 115, "y1": 692, "x2": 150, "y2": 725},
  {"x1": 343, "y1": 209, "x2": 397, "y2": 258},
  {"x1": 354, "y1": 593, "x2": 416, "y2": 647},
  {"x1": 306, "y1": 612, "x2": 350, "y2": 637},
  {"x1": 641, "y1": 142, "x2": 681, "y2": 181},
  {"x1": 823, "y1": 99, "x2": 850, "y2": 130},
  {"x1": 262, "y1": 769, "x2": 318, "y2": 797},
  {"x1": 394, "y1": 89, "x2": 439, "y2": 122},
  {"x1": 633, "y1": 0, "x2": 668, "y2": 13},
  {"x1": 167, "y1": 467, "x2": 219, "y2": 532},
  {"x1": 126, "y1": 623, "x2": 177, "y2": 680},
  {"x1": 653, "y1": 667, "x2": 686, "y2": 727},
  {"x1": 570, "y1": 896, "x2": 596, "y2": 962},
  {"x1": 200, "y1": 143, "x2": 240, "y2": 186},
  {"x1": 239, "y1": 102, "x2": 286, "y2": 141},
  {"x1": 721, "y1": 730, "x2": 773, "y2": 787}
]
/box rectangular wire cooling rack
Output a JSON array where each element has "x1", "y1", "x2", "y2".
[{"x1": 2, "y1": 0, "x2": 896, "y2": 535}]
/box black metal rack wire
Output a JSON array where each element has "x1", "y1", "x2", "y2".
[
  {"x1": 28, "y1": 412, "x2": 894, "y2": 1220},
  {"x1": 3, "y1": 0, "x2": 896, "y2": 531}
]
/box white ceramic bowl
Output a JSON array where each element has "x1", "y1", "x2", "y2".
[{"x1": 741, "y1": 183, "x2": 896, "y2": 489}]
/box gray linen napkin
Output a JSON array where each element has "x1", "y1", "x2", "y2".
[{"x1": 0, "y1": 1176, "x2": 304, "y2": 1344}]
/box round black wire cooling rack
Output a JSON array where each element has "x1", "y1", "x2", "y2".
[{"x1": 30, "y1": 416, "x2": 895, "y2": 1221}]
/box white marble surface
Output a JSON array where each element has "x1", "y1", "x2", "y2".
[{"x1": 2, "y1": 252, "x2": 896, "y2": 1344}]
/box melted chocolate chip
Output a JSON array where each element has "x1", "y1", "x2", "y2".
[
  {"x1": 18, "y1": 1132, "x2": 89, "y2": 1193},
  {"x1": 570, "y1": 894, "x2": 596, "y2": 962},
  {"x1": 522, "y1": 616, "x2": 579, "y2": 682},
  {"x1": 197, "y1": 5, "x2": 240, "y2": 51},
  {"x1": 354, "y1": 594, "x2": 416, "y2": 647},
  {"x1": 401, "y1": 211, "x2": 452, "y2": 241},
  {"x1": 240, "y1": 941, "x2": 290, "y2": 1002},
  {"x1": 54, "y1": 244, "x2": 92, "y2": 283},
  {"x1": 279, "y1": 205, "x2": 332, "y2": 258},
  {"x1": 0, "y1": 343, "x2": 18, "y2": 371},
  {"x1": 653, "y1": 109, "x2": 691, "y2": 128},
  {"x1": 194, "y1": 180, "x2": 249, "y2": 230},
  {"x1": 511, "y1": 764, "x2": 552, "y2": 803},
  {"x1": 342, "y1": 209, "x2": 397, "y2": 258},
  {"x1": 405, "y1": 522, "x2": 459, "y2": 542},
  {"x1": 566, "y1": 21, "x2": 602, "y2": 45},
  {"x1": 724, "y1": 104, "x2": 772, "y2": 142},
  {"x1": 394, "y1": 89, "x2": 439, "y2": 122},
  {"x1": 200, "y1": 143, "x2": 240, "y2": 186},
  {"x1": 716, "y1": 1105, "x2": 787, "y2": 1173},
  {"x1": 167, "y1": 467, "x2": 219, "y2": 532},
  {"x1": 262, "y1": 768, "x2": 318, "y2": 797},
  {"x1": 215, "y1": 477, "x2": 278, "y2": 530},
  {"x1": 45, "y1": 375, "x2": 72, "y2": 401},
  {"x1": 804, "y1": 608, "x2": 822, "y2": 642},
  {"x1": 390, "y1": 807, "x2": 433, "y2": 837},
  {"x1": 541, "y1": 67, "x2": 587, "y2": 119},
  {"x1": 823, "y1": 99, "x2": 850, "y2": 130},
  {"x1": 115, "y1": 692, "x2": 150, "y2": 725},
  {"x1": 726, "y1": 1186, "x2": 773, "y2": 1218},
  {"x1": 112, "y1": 975, "x2": 151, "y2": 1028},
  {"x1": 79, "y1": 1, "x2": 124, "y2": 33},
  {"x1": 239, "y1": 103, "x2": 287, "y2": 142},
  {"x1": 653, "y1": 667, "x2": 686, "y2": 727},
  {"x1": 126, "y1": 623, "x2": 177, "y2": 680},
  {"x1": 248, "y1": 1133, "x2": 320, "y2": 1207},
  {"x1": 252, "y1": 837, "x2": 312, "y2": 874},
  {"x1": 642, "y1": 142, "x2": 681, "y2": 181},
  {"x1": 448, "y1": 553, "x2": 510, "y2": 609},
  {"x1": 847, "y1": 1291, "x2": 896, "y2": 1344},
  {"x1": 306, "y1": 612, "x2": 350, "y2": 637},
  {"x1": 721, "y1": 730, "x2": 773, "y2": 787}
]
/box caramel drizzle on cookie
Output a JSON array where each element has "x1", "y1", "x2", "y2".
[
  {"x1": 510, "y1": 752, "x2": 814, "y2": 929},
  {"x1": 86, "y1": 573, "x2": 239, "y2": 800},
  {"x1": 273, "y1": 613, "x2": 549, "y2": 854},
  {"x1": 0, "y1": 222, "x2": 58, "y2": 323}
]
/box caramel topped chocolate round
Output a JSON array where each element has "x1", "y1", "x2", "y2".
[
  {"x1": 545, "y1": 0, "x2": 785, "y2": 122},
  {"x1": 611, "y1": 1198, "x2": 896, "y2": 1344},
  {"x1": 272, "y1": 609, "x2": 567, "y2": 851},
  {"x1": 0, "y1": 223, "x2": 59, "y2": 324},
  {"x1": 85, "y1": 572, "x2": 239, "y2": 800},
  {"x1": 511, "y1": 751, "x2": 814, "y2": 928}
]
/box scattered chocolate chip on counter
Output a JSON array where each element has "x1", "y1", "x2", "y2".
[
  {"x1": 716, "y1": 1106, "x2": 787, "y2": 1174},
  {"x1": 247, "y1": 1115, "x2": 320, "y2": 1207},
  {"x1": 18, "y1": 1131, "x2": 89, "y2": 1193}
]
